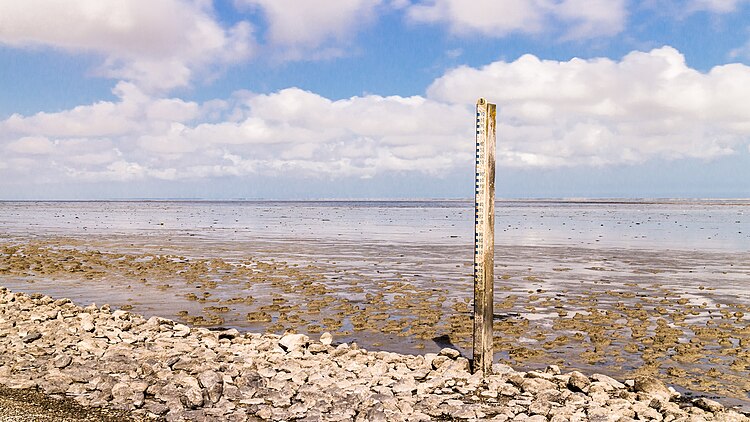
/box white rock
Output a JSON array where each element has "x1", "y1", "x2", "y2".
[
  {"x1": 320, "y1": 332, "x2": 333, "y2": 345},
  {"x1": 173, "y1": 324, "x2": 190, "y2": 337},
  {"x1": 591, "y1": 373, "x2": 625, "y2": 390},
  {"x1": 185, "y1": 386, "x2": 204, "y2": 408},
  {"x1": 79, "y1": 313, "x2": 95, "y2": 332},
  {"x1": 279, "y1": 333, "x2": 309, "y2": 352},
  {"x1": 438, "y1": 348, "x2": 461, "y2": 359}
]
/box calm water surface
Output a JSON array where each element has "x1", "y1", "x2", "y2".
[{"x1": 1, "y1": 199, "x2": 748, "y2": 250}]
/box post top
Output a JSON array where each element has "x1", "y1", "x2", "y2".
[{"x1": 477, "y1": 98, "x2": 486, "y2": 106}]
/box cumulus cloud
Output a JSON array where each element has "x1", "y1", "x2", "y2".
[
  {"x1": 2, "y1": 46, "x2": 750, "y2": 187},
  {"x1": 0, "y1": 85, "x2": 471, "y2": 183},
  {"x1": 237, "y1": 0, "x2": 381, "y2": 59},
  {"x1": 428, "y1": 46, "x2": 750, "y2": 166},
  {"x1": 2, "y1": 82, "x2": 200, "y2": 138},
  {"x1": 0, "y1": 0, "x2": 254, "y2": 91},
  {"x1": 406, "y1": 0, "x2": 627, "y2": 39}
]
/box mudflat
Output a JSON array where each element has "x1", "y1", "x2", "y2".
[{"x1": 0, "y1": 200, "x2": 748, "y2": 411}]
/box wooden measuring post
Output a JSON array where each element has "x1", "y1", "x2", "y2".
[{"x1": 473, "y1": 97, "x2": 496, "y2": 375}]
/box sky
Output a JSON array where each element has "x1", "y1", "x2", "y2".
[{"x1": 1, "y1": 0, "x2": 750, "y2": 200}]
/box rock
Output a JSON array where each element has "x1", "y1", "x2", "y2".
[
  {"x1": 79, "y1": 313, "x2": 95, "y2": 332},
  {"x1": 112, "y1": 310, "x2": 129, "y2": 320},
  {"x1": 587, "y1": 405, "x2": 624, "y2": 422},
  {"x1": 217, "y1": 328, "x2": 239, "y2": 340},
  {"x1": 545, "y1": 365, "x2": 561, "y2": 375},
  {"x1": 143, "y1": 400, "x2": 170, "y2": 416},
  {"x1": 367, "y1": 405, "x2": 388, "y2": 422},
  {"x1": 528, "y1": 370, "x2": 555, "y2": 381},
  {"x1": 438, "y1": 347, "x2": 461, "y2": 359},
  {"x1": 633, "y1": 401, "x2": 663, "y2": 421},
  {"x1": 507, "y1": 373, "x2": 526, "y2": 388},
  {"x1": 392, "y1": 377, "x2": 417, "y2": 395},
  {"x1": 39, "y1": 374, "x2": 73, "y2": 395},
  {"x1": 173, "y1": 323, "x2": 190, "y2": 337},
  {"x1": 441, "y1": 358, "x2": 471, "y2": 378},
  {"x1": 528, "y1": 398, "x2": 551, "y2": 416},
  {"x1": 0, "y1": 287, "x2": 742, "y2": 422},
  {"x1": 111, "y1": 381, "x2": 148, "y2": 408},
  {"x1": 198, "y1": 370, "x2": 224, "y2": 404},
  {"x1": 521, "y1": 378, "x2": 557, "y2": 394},
  {"x1": 22, "y1": 331, "x2": 42, "y2": 343},
  {"x1": 587, "y1": 383, "x2": 610, "y2": 405},
  {"x1": 184, "y1": 386, "x2": 204, "y2": 408},
  {"x1": 492, "y1": 363, "x2": 515, "y2": 375},
  {"x1": 53, "y1": 354, "x2": 72, "y2": 369},
  {"x1": 591, "y1": 373, "x2": 625, "y2": 390},
  {"x1": 279, "y1": 333, "x2": 309, "y2": 352},
  {"x1": 567, "y1": 371, "x2": 590, "y2": 392},
  {"x1": 171, "y1": 357, "x2": 194, "y2": 371},
  {"x1": 431, "y1": 355, "x2": 450, "y2": 369},
  {"x1": 452, "y1": 406, "x2": 476, "y2": 419},
  {"x1": 308, "y1": 343, "x2": 330, "y2": 354},
  {"x1": 633, "y1": 376, "x2": 671, "y2": 402},
  {"x1": 693, "y1": 397, "x2": 724, "y2": 413},
  {"x1": 536, "y1": 389, "x2": 563, "y2": 404}
]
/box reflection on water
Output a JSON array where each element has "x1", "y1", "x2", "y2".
[{"x1": 1, "y1": 199, "x2": 748, "y2": 251}]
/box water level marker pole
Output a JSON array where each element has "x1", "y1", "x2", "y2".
[{"x1": 473, "y1": 97, "x2": 496, "y2": 375}]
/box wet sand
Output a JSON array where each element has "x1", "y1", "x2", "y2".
[{"x1": 1, "y1": 200, "x2": 748, "y2": 410}]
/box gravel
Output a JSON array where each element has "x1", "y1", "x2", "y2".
[
  {"x1": 1, "y1": 287, "x2": 749, "y2": 421},
  {"x1": 0, "y1": 386, "x2": 139, "y2": 422}
]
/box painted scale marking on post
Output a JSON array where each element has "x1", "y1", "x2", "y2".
[
  {"x1": 473, "y1": 98, "x2": 496, "y2": 375},
  {"x1": 474, "y1": 104, "x2": 486, "y2": 287}
]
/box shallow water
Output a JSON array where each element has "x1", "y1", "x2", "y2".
[
  {"x1": 1, "y1": 200, "x2": 749, "y2": 408},
  {"x1": 2, "y1": 199, "x2": 748, "y2": 250}
]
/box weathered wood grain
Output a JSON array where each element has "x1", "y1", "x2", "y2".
[{"x1": 472, "y1": 98, "x2": 496, "y2": 375}]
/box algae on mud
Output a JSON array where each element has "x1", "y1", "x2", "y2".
[
  {"x1": 1, "y1": 238, "x2": 749, "y2": 409},
  {"x1": 0, "y1": 199, "x2": 748, "y2": 409}
]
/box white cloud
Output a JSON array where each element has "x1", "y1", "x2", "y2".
[
  {"x1": 428, "y1": 46, "x2": 750, "y2": 166},
  {"x1": 6, "y1": 137, "x2": 56, "y2": 155},
  {"x1": 237, "y1": 0, "x2": 380, "y2": 59},
  {"x1": 2, "y1": 82, "x2": 200, "y2": 138},
  {"x1": 3, "y1": 46, "x2": 750, "y2": 187},
  {"x1": 0, "y1": 0, "x2": 254, "y2": 91},
  {"x1": 554, "y1": 0, "x2": 628, "y2": 39},
  {"x1": 0, "y1": 85, "x2": 471, "y2": 183},
  {"x1": 406, "y1": 0, "x2": 627, "y2": 39},
  {"x1": 687, "y1": 0, "x2": 749, "y2": 12}
]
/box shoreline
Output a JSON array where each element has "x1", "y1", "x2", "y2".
[
  {"x1": 2, "y1": 237, "x2": 750, "y2": 408},
  {"x1": 1, "y1": 287, "x2": 748, "y2": 421}
]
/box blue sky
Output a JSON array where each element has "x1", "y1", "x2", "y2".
[{"x1": 1, "y1": 0, "x2": 750, "y2": 199}]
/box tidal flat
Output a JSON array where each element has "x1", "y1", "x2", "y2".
[{"x1": 0, "y1": 200, "x2": 748, "y2": 410}]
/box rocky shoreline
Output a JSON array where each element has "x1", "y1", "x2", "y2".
[{"x1": 0, "y1": 287, "x2": 747, "y2": 421}]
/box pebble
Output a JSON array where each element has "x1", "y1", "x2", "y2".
[{"x1": 0, "y1": 287, "x2": 747, "y2": 421}]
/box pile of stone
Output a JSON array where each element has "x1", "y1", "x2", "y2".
[{"x1": 0, "y1": 287, "x2": 747, "y2": 421}]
